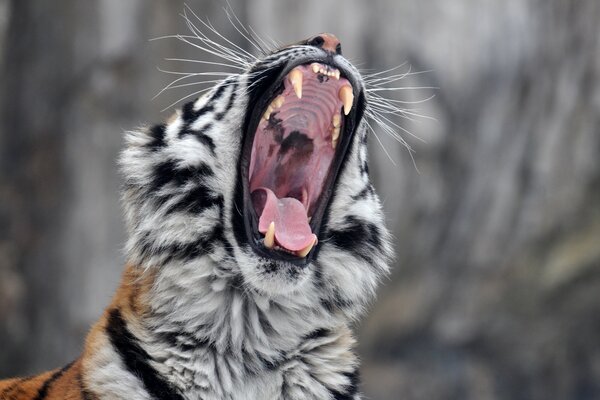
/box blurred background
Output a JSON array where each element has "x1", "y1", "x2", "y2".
[{"x1": 1, "y1": 1, "x2": 599, "y2": 399}]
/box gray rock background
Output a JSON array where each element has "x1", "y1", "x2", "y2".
[{"x1": 0, "y1": 1, "x2": 599, "y2": 399}]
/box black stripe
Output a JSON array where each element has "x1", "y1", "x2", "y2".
[
  {"x1": 214, "y1": 82, "x2": 238, "y2": 121},
  {"x1": 328, "y1": 216, "x2": 381, "y2": 262},
  {"x1": 329, "y1": 369, "x2": 360, "y2": 400},
  {"x1": 0, "y1": 379, "x2": 24, "y2": 398},
  {"x1": 106, "y1": 308, "x2": 184, "y2": 400},
  {"x1": 181, "y1": 101, "x2": 213, "y2": 123},
  {"x1": 208, "y1": 80, "x2": 231, "y2": 104},
  {"x1": 150, "y1": 160, "x2": 214, "y2": 193},
  {"x1": 160, "y1": 224, "x2": 227, "y2": 263},
  {"x1": 33, "y1": 360, "x2": 75, "y2": 400},
  {"x1": 165, "y1": 186, "x2": 223, "y2": 215},
  {"x1": 146, "y1": 124, "x2": 167, "y2": 151},
  {"x1": 181, "y1": 78, "x2": 232, "y2": 123},
  {"x1": 161, "y1": 332, "x2": 209, "y2": 352},
  {"x1": 359, "y1": 160, "x2": 369, "y2": 177},
  {"x1": 179, "y1": 126, "x2": 216, "y2": 155},
  {"x1": 304, "y1": 328, "x2": 331, "y2": 341},
  {"x1": 351, "y1": 184, "x2": 374, "y2": 201}
]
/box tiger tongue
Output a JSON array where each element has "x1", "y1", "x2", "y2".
[{"x1": 254, "y1": 187, "x2": 316, "y2": 252}]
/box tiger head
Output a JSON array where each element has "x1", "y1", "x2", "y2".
[{"x1": 120, "y1": 32, "x2": 393, "y2": 322}]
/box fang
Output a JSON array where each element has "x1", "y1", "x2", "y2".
[
  {"x1": 339, "y1": 85, "x2": 353, "y2": 115},
  {"x1": 289, "y1": 68, "x2": 303, "y2": 99},
  {"x1": 264, "y1": 221, "x2": 275, "y2": 249},
  {"x1": 297, "y1": 236, "x2": 317, "y2": 258}
]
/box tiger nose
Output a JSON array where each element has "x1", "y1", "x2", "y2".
[{"x1": 307, "y1": 33, "x2": 342, "y2": 55}]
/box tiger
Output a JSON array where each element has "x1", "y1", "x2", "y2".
[{"x1": 0, "y1": 29, "x2": 394, "y2": 400}]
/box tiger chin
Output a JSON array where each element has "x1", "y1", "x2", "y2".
[{"x1": 0, "y1": 32, "x2": 393, "y2": 400}]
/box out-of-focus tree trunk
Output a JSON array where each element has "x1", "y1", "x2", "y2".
[{"x1": 357, "y1": 2, "x2": 600, "y2": 400}]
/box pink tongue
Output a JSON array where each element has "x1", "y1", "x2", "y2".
[{"x1": 254, "y1": 187, "x2": 316, "y2": 251}]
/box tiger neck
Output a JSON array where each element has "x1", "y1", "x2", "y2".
[{"x1": 110, "y1": 261, "x2": 346, "y2": 368}]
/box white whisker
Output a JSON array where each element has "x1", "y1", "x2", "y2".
[
  {"x1": 366, "y1": 86, "x2": 438, "y2": 92},
  {"x1": 365, "y1": 120, "x2": 397, "y2": 166},
  {"x1": 160, "y1": 87, "x2": 214, "y2": 112},
  {"x1": 163, "y1": 58, "x2": 245, "y2": 71},
  {"x1": 184, "y1": 5, "x2": 256, "y2": 61}
]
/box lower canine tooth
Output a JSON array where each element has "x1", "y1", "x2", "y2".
[
  {"x1": 264, "y1": 222, "x2": 275, "y2": 249},
  {"x1": 289, "y1": 68, "x2": 303, "y2": 99},
  {"x1": 339, "y1": 85, "x2": 354, "y2": 116},
  {"x1": 297, "y1": 236, "x2": 317, "y2": 258}
]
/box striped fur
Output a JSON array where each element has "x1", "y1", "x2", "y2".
[{"x1": 0, "y1": 37, "x2": 393, "y2": 400}]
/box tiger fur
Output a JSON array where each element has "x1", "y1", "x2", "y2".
[{"x1": 0, "y1": 30, "x2": 393, "y2": 400}]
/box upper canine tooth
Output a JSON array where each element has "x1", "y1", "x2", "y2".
[
  {"x1": 289, "y1": 68, "x2": 303, "y2": 99},
  {"x1": 311, "y1": 63, "x2": 320, "y2": 73},
  {"x1": 264, "y1": 221, "x2": 275, "y2": 249},
  {"x1": 339, "y1": 85, "x2": 354, "y2": 115},
  {"x1": 333, "y1": 70, "x2": 340, "y2": 80},
  {"x1": 297, "y1": 235, "x2": 317, "y2": 258}
]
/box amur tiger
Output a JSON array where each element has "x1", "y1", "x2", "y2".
[{"x1": 0, "y1": 27, "x2": 395, "y2": 400}]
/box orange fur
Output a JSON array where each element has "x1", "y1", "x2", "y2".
[{"x1": 0, "y1": 265, "x2": 157, "y2": 399}]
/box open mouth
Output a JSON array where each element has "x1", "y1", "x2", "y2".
[{"x1": 240, "y1": 60, "x2": 360, "y2": 263}]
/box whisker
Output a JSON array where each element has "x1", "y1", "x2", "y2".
[
  {"x1": 163, "y1": 58, "x2": 245, "y2": 70},
  {"x1": 184, "y1": 5, "x2": 257, "y2": 61},
  {"x1": 224, "y1": 6, "x2": 268, "y2": 55},
  {"x1": 366, "y1": 86, "x2": 438, "y2": 92},
  {"x1": 369, "y1": 92, "x2": 436, "y2": 105},
  {"x1": 361, "y1": 62, "x2": 409, "y2": 78},
  {"x1": 160, "y1": 87, "x2": 215, "y2": 112},
  {"x1": 365, "y1": 120, "x2": 397, "y2": 166},
  {"x1": 159, "y1": 79, "x2": 226, "y2": 91},
  {"x1": 370, "y1": 110, "x2": 426, "y2": 143}
]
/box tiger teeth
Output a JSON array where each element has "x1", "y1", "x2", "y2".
[
  {"x1": 289, "y1": 68, "x2": 303, "y2": 99},
  {"x1": 311, "y1": 63, "x2": 341, "y2": 79},
  {"x1": 262, "y1": 105, "x2": 273, "y2": 121},
  {"x1": 332, "y1": 114, "x2": 341, "y2": 148},
  {"x1": 339, "y1": 85, "x2": 353, "y2": 115},
  {"x1": 272, "y1": 95, "x2": 285, "y2": 109},
  {"x1": 297, "y1": 236, "x2": 317, "y2": 258},
  {"x1": 332, "y1": 127, "x2": 341, "y2": 143},
  {"x1": 332, "y1": 114, "x2": 341, "y2": 128},
  {"x1": 264, "y1": 222, "x2": 275, "y2": 249}
]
